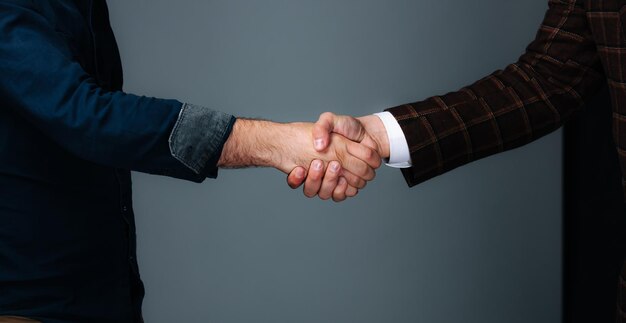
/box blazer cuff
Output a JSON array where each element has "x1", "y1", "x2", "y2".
[{"x1": 385, "y1": 104, "x2": 437, "y2": 187}]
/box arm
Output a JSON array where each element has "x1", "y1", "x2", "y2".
[
  {"x1": 293, "y1": 0, "x2": 605, "y2": 191},
  {"x1": 218, "y1": 118, "x2": 381, "y2": 185},
  {"x1": 0, "y1": 3, "x2": 231, "y2": 182},
  {"x1": 389, "y1": 0, "x2": 603, "y2": 186},
  {"x1": 0, "y1": 3, "x2": 380, "y2": 188}
]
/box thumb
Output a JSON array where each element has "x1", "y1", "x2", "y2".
[{"x1": 313, "y1": 112, "x2": 365, "y2": 151}]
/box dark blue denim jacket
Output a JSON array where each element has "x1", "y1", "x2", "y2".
[{"x1": 0, "y1": 0, "x2": 235, "y2": 322}]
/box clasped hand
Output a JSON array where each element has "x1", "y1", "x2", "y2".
[
  {"x1": 218, "y1": 114, "x2": 389, "y2": 202},
  {"x1": 286, "y1": 113, "x2": 390, "y2": 202}
]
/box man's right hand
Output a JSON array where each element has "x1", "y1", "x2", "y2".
[{"x1": 217, "y1": 118, "x2": 382, "y2": 195}]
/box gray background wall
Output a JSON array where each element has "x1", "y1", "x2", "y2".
[{"x1": 107, "y1": 1, "x2": 560, "y2": 322}]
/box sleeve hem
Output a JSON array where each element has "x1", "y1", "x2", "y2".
[
  {"x1": 168, "y1": 103, "x2": 236, "y2": 179},
  {"x1": 373, "y1": 111, "x2": 412, "y2": 168}
]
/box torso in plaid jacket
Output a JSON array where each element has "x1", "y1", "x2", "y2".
[{"x1": 384, "y1": 0, "x2": 626, "y2": 321}]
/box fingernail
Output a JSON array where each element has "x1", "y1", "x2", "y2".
[
  {"x1": 296, "y1": 168, "x2": 305, "y2": 178},
  {"x1": 339, "y1": 177, "x2": 347, "y2": 185},
  {"x1": 314, "y1": 139, "x2": 324, "y2": 150},
  {"x1": 330, "y1": 162, "x2": 339, "y2": 172},
  {"x1": 314, "y1": 160, "x2": 323, "y2": 170}
]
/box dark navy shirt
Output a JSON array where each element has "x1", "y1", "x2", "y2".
[{"x1": 0, "y1": 0, "x2": 235, "y2": 322}]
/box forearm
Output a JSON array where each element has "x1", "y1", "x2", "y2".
[
  {"x1": 388, "y1": 61, "x2": 602, "y2": 186},
  {"x1": 217, "y1": 119, "x2": 317, "y2": 173},
  {"x1": 217, "y1": 118, "x2": 283, "y2": 169}
]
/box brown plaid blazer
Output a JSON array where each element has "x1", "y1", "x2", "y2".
[{"x1": 385, "y1": 0, "x2": 626, "y2": 321}]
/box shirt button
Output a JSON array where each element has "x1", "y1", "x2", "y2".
[
  {"x1": 129, "y1": 256, "x2": 134, "y2": 260},
  {"x1": 122, "y1": 206, "x2": 128, "y2": 212}
]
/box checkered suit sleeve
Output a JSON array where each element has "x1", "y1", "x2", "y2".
[{"x1": 387, "y1": 0, "x2": 605, "y2": 186}]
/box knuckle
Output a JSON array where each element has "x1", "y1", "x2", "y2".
[
  {"x1": 369, "y1": 153, "x2": 382, "y2": 168},
  {"x1": 364, "y1": 148, "x2": 374, "y2": 160},
  {"x1": 310, "y1": 171, "x2": 323, "y2": 181},
  {"x1": 336, "y1": 148, "x2": 346, "y2": 161},
  {"x1": 326, "y1": 164, "x2": 339, "y2": 178},
  {"x1": 362, "y1": 167, "x2": 374, "y2": 181},
  {"x1": 347, "y1": 177, "x2": 360, "y2": 188},
  {"x1": 374, "y1": 158, "x2": 382, "y2": 169},
  {"x1": 333, "y1": 196, "x2": 346, "y2": 202},
  {"x1": 358, "y1": 166, "x2": 370, "y2": 179},
  {"x1": 357, "y1": 178, "x2": 366, "y2": 188},
  {"x1": 304, "y1": 188, "x2": 317, "y2": 198},
  {"x1": 320, "y1": 112, "x2": 335, "y2": 120},
  {"x1": 326, "y1": 174, "x2": 338, "y2": 183}
]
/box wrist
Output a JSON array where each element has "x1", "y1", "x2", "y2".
[
  {"x1": 218, "y1": 118, "x2": 285, "y2": 169},
  {"x1": 358, "y1": 115, "x2": 390, "y2": 159},
  {"x1": 217, "y1": 119, "x2": 313, "y2": 173},
  {"x1": 276, "y1": 122, "x2": 317, "y2": 172}
]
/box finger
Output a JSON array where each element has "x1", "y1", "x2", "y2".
[
  {"x1": 341, "y1": 153, "x2": 376, "y2": 181},
  {"x1": 345, "y1": 184, "x2": 359, "y2": 198},
  {"x1": 318, "y1": 161, "x2": 341, "y2": 200},
  {"x1": 332, "y1": 177, "x2": 349, "y2": 202},
  {"x1": 346, "y1": 140, "x2": 382, "y2": 169},
  {"x1": 287, "y1": 167, "x2": 307, "y2": 189},
  {"x1": 313, "y1": 112, "x2": 336, "y2": 151},
  {"x1": 303, "y1": 160, "x2": 325, "y2": 198},
  {"x1": 341, "y1": 170, "x2": 367, "y2": 189}
]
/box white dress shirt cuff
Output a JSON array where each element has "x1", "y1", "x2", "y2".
[{"x1": 373, "y1": 112, "x2": 412, "y2": 168}]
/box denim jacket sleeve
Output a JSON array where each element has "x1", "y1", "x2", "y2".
[
  {"x1": 0, "y1": 2, "x2": 234, "y2": 182},
  {"x1": 170, "y1": 104, "x2": 236, "y2": 179}
]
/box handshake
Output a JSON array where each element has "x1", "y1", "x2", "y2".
[{"x1": 217, "y1": 112, "x2": 391, "y2": 202}]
